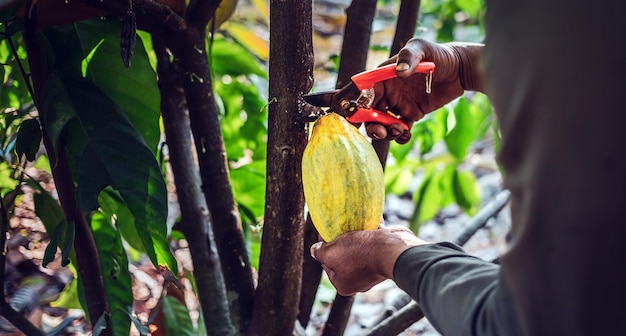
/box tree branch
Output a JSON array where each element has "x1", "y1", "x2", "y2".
[
  {"x1": 154, "y1": 36, "x2": 235, "y2": 336},
  {"x1": 248, "y1": 0, "x2": 314, "y2": 334}
]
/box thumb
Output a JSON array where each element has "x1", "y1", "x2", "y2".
[
  {"x1": 310, "y1": 241, "x2": 323, "y2": 261},
  {"x1": 395, "y1": 44, "x2": 425, "y2": 77}
]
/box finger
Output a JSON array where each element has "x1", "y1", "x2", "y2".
[
  {"x1": 310, "y1": 241, "x2": 323, "y2": 260},
  {"x1": 396, "y1": 40, "x2": 426, "y2": 78},
  {"x1": 365, "y1": 123, "x2": 388, "y2": 140},
  {"x1": 385, "y1": 123, "x2": 405, "y2": 140},
  {"x1": 395, "y1": 130, "x2": 412, "y2": 144}
]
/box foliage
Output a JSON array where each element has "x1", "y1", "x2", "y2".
[
  {"x1": 377, "y1": 0, "x2": 495, "y2": 233},
  {"x1": 0, "y1": 0, "x2": 494, "y2": 334}
]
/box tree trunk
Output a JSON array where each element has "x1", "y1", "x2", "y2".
[
  {"x1": 171, "y1": 23, "x2": 256, "y2": 333},
  {"x1": 154, "y1": 36, "x2": 235, "y2": 336},
  {"x1": 248, "y1": 0, "x2": 314, "y2": 334}
]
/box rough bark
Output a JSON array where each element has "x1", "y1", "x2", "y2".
[
  {"x1": 154, "y1": 36, "x2": 235, "y2": 336},
  {"x1": 247, "y1": 0, "x2": 314, "y2": 334},
  {"x1": 172, "y1": 26, "x2": 256, "y2": 333}
]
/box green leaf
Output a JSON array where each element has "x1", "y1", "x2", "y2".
[
  {"x1": 0, "y1": 162, "x2": 18, "y2": 193},
  {"x1": 42, "y1": 19, "x2": 160, "y2": 153},
  {"x1": 15, "y1": 118, "x2": 41, "y2": 161},
  {"x1": 455, "y1": 0, "x2": 482, "y2": 17},
  {"x1": 77, "y1": 19, "x2": 161, "y2": 152},
  {"x1": 90, "y1": 211, "x2": 133, "y2": 336},
  {"x1": 444, "y1": 97, "x2": 484, "y2": 160},
  {"x1": 61, "y1": 221, "x2": 75, "y2": 266},
  {"x1": 28, "y1": 176, "x2": 66, "y2": 245},
  {"x1": 211, "y1": 37, "x2": 267, "y2": 78},
  {"x1": 51, "y1": 263, "x2": 82, "y2": 309},
  {"x1": 39, "y1": 72, "x2": 177, "y2": 274},
  {"x1": 384, "y1": 159, "x2": 419, "y2": 195},
  {"x1": 99, "y1": 188, "x2": 145, "y2": 253},
  {"x1": 230, "y1": 161, "x2": 266, "y2": 221},
  {"x1": 162, "y1": 296, "x2": 195, "y2": 336},
  {"x1": 409, "y1": 168, "x2": 443, "y2": 232},
  {"x1": 452, "y1": 168, "x2": 481, "y2": 216}
]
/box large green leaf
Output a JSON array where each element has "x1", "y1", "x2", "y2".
[
  {"x1": 77, "y1": 19, "x2": 161, "y2": 152},
  {"x1": 90, "y1": 211, "x2": 133, "y2": 336},
  {"x1": 42, "y1": 18, "x2": 160, "y2": 153},
  {"x1": 39, "y1": 72, "x2": 177, "y2": 274}
]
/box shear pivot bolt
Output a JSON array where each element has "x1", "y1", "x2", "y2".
[{"x1": 340, "y1": 100, "x2": 351, "y2": 110}]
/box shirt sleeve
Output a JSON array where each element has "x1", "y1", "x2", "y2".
[{"x1": 393, "y1": 242, "x2": 522, "y2": 336}]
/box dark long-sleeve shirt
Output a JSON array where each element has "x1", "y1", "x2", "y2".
[
  {"x1": 394, "y1": 243, "x2": 521, "y2": 335},
  {"x1": 392, "y1": 0, "x2": 626, "y2": 334}
]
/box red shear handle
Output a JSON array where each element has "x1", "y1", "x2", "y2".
[
  {"x1": 346, "y1": 107, "x2": 409, "y2": 131},
  {"x1": 351, "y1": 61, "x2": 436, "y2": 91}
]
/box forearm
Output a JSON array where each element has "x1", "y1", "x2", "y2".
[
  {"x1": 445, "y1": 42, "x2": 485, "y2": 93},
  {"x1": 393, "y1": 242, "x2": 521, "y2": 335}
]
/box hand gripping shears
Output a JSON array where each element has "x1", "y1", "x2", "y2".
[{"x1": 302, "y1": 62, "x2": 435, "y2": 130}]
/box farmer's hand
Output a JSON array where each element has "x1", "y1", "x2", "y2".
[
  {"x1": 367, "y1": 38, "x2": 484, "y2": 144},
  {"x1": 310, "y1": 225, "x2": 429, "y2": 296}
]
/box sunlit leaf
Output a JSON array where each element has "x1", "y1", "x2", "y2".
[
  {"x1": 250, "y1": 0, "x2": 269, "y2": 24},
  {"x1": 209, "y1": 0, "x2": 238, "y2": 30},
  {"x1": 384, "y1": 158, "x2": 419, "y2": 195},
  {"x1": 90, "y1": 211, "x2": 133, "y2": 336},
  {"x1": 0, "y1": 162, "x2": 18, "y2": 192},
  {"x1": 224, "y1": 21, "x2": 269, "y2": 61},
  {"x1": 455, "y1": 0, "x2": 482, "y2": 17},
  {"x1": 51, "y1": 263, "x2": 82, "y2": 309},
  {"x1": 75, "y1": 19, "x2": 161, "y2": 153}
]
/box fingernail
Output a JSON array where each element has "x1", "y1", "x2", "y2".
[
  {"x1": 310, "y1": 242, "x2": 322, "y2": 259},
  {"x1": 396, "y1": 62, "x2": 410, "y2": 72},
  {"x1": 371, "y1": 133, "x2": 383, "y2": 140},
  {"x1": 391, "y1": 129, "x2": 401, "y2": 136}
]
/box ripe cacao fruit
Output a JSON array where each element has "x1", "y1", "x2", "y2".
[{"x1": 302, "y1": 112, "x2": 385, "y2": 242}]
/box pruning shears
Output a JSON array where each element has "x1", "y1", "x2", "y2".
[{"x1": 302, "y1": 62, "x2": 436, "y2": 130}]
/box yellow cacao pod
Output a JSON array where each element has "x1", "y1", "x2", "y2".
[{"x1": 302, "y1": 112, "x2": 385, "y2": 242}]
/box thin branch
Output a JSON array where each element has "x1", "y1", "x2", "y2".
[{"x1": 153, "y1": 36, "x2": 235, "y2": 336}]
